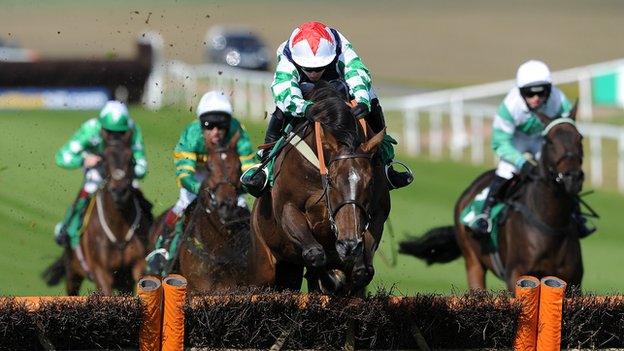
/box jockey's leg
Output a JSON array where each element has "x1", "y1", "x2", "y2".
[
  {"x1": 572, "y1": 197, "x2": 597, "y2": 238},
  {"x1": 473, "y1": 162, "x2": 512, "y2": 237},
  {"x1": 367, "y1": 99, "x2": 413, "y2": 189},
  {"x1": 131, "y1": 180, "x2": 154, "y2": 224},
  {"x1": 146, "y1": 188, "x2": 195, "y2": 275},
  {"x1": 262, "y1": 107, "x2": 286, "y2": 161},
  {"x1": 240, "y1": 108, "x2": 285, "y2": 197},
  {"x1": 55, "y1": 167, "x2": 102, "y2": 247}
]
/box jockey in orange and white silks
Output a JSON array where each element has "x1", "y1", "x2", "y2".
[{"x1": 240, "y1": 21, "x2": 413, "y2": 195}]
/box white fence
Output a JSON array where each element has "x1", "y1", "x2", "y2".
[
  {"x1": 162, "y1": 62, "x2": 274, "y2": 120},
  {"x1": 158, "y1": 59, "x2": 624, "y2": 192},
  {"x1": 381, "y1": 58, "x2": 624, "y2": 192}
]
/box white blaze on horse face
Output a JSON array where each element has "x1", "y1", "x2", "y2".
[
  {"x1": 348, "y1": 169, "x2": 360, "y2": 196},
  {"x1": 112, "y1": 169, "x2": 126, "y2": 180},
  {"x1": 221, "y1": 153, "x2": 227, "y2": 160}
]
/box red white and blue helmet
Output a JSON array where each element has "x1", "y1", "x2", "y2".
[{"x1": 288, "y1": 21, "x2": 337, "y2": 68}]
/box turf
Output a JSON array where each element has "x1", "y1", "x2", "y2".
[{"x1": 0, "y1": 108, "x2": 622, "y2": 296}]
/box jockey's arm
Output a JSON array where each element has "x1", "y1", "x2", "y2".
[
  {"x1": 492, "y1": 103, "x2": 526, "y2": 168},
  {"x1": 271, "y1": 47, "x2": 313, "y2": 118},
  {"x1": 130, "y1": 123, "x2": 147, "y2": 179},
  {"x1": 337, "y1": 31, "x2": 373, "y2": 111},
  {"x1": 54, "y1": 119, "x2": 98, "y2": 169},
  {"x1": 174, "y1": 126, "x2": 201, "y2": 195},
  {"x1": 232, "y1": 120, "x2": 257, "y2": 172}
]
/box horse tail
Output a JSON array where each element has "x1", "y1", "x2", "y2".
[
  {"x1": 399, "y1": 226, "x2": 461, "y2": 265},
  {"x1": 42, "y1": 253, "x2": 66, "y2": 286}
]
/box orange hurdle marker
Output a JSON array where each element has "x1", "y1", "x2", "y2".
[
  {"x1": 137, "y1": 275, "x2": 163, "y2": 351},
  {"x1": 513, "y1": 275, "x2": 541, "y2": 351},
  {"x1": 537, "y1": 276, "x2": 567, "y2": 351},
  {"x1": 162, "y1": 274, "x2": 187, "y2": 351}
]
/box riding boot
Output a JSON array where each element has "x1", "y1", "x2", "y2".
[
  {"x1": 55, "y1": 190, "x2": 90, "y2": 248},
  {"x1": 263, "y1": 108, "x2": 286, "y2": 150},
  {"x1": 473, "y1": 175, "x2": 507, "y2": 238},
  {"x1": 133, "y1": 188, "x2": 154, "y2": 224},
  {"x1": 146, "y1": 210, "x2": 180, "y2": 275},
  {"x1": 241, "y1": 110, "x2": 284, "y2": 197},
  {"x1": 386, "y1": 165, "x2": 414, "y2": 189},
  {"x1": 571, "y1": 197, "x2": 597, "y2": 238}
]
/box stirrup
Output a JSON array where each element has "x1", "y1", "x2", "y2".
[
  {"x1": 240, "y1": 165, "x2": 269, "y2": 197},
  {"x1": 145, "y1": 248, "x2": 170, "y2": 262},
  {"x1": 384, "y1": 160, "x2": 414, "y2": 188},
  {"x1": 473, "y1": 213, "x2": 493, "y2": 234}
]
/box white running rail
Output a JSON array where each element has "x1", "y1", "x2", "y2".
[{"x1": 160, "y1": 59, "x2": 624, "y2": 192}]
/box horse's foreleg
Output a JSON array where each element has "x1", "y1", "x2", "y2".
[
  {"x1": 65, "y1": 260, "x2": 84, "y2": 296},
  {"x1": 92, "y1": 266, "x2": 114, "y2": 295},
  {"x1": 465, "y1": 255, "x2": 486, "y2": 291},
  {"x1": 350, "y1": 231, "x2": 376, "y2": 291},
  {"x1": 281, "y1": 203, "x2": 326, "y2": 267}
]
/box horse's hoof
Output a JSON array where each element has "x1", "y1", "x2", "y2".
[
  {"x1": 302, "y1": 246, "x2": 326, "y2": 267},
  {"x1": 351, "y1": 265, "x2": 374, "y2": 289},
  {"x1": 319, "y1": 269, "x2": 347, "y2": 294}
]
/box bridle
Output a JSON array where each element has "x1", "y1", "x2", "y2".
[
  {"x1": 541, "y1": 118, "x2": 584, "y2": 188},
  {"x1": 202, "y1": 146, "x2": 240, "y2": 215},
  {"x1": 322, "y1": 152, "x2": 373, "y2": 238}
]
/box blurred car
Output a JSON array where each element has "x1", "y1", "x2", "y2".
[
  {"x1": 204, "y1": 26, "x2": 270, "y2": 71},
  {"x1": 0, "y1": 38, "x2": 38, "y2": 62}
]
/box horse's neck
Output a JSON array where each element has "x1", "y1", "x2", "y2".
[
  {"x1": 524, "y1": 177, "x2": 573, "y2": 229},
  {"x1": 100, "y1": 189, "x2": 136, "y2": 230}
]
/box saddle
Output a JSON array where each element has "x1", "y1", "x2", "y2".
[{"x1": 460, "y1": 174, "x2": 526, "y2": 250}]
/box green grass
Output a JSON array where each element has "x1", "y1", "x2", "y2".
[{"x1": 1, "y1": 109, "x2": 623, "y2": 296}]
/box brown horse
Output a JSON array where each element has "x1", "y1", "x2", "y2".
[
  {"x1": 150, "y1": 132, "x2": 275, "y2": 293},
  {"x1": 400, "y1": 104, "x2": 585, "y2": 292},
  {"x1": 251, "y1": 82, "x2": 390, "y2": 295},
  {"x1": 44, "y1": 130, "x2": 151, "y2": 295}
]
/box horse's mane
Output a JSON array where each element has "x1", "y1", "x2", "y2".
[{"x1": 304, "y1": 81, "x2": 362, "y2": 151}]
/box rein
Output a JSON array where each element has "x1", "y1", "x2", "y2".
[
  {"x1": 314, "y1": 120, "x2": 372, "y2": 237},
  {"x1": 96, "y1": 192, "x2": 141, "y2": 248}
]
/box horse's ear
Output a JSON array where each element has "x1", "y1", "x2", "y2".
[
  {"x1": 568, "y1": 99, "x2": 579, "y2": 121},
  {"x1": 360, "y1": 128, "x2": 386, "y2": 154},
  {"x1": 228, "y1": 130, "x2": 241, "y2": 150}
]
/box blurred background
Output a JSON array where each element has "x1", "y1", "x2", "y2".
[{"x1": 1, "y1": 0, "x2": 623, "y2": 295}]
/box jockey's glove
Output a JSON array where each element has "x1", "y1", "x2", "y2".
[
  {"x1": 520, "y1": 160, "x2": 537, "y2": 177},
  {"x1": 351, "y1": 102, "x2": 369, "y2": 120}
]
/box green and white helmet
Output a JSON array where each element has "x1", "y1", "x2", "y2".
[{"x1": 99, "y1": 101, "x2": 130, "y2": 132}]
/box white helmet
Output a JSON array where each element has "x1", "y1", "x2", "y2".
[
  {"x1": 516, "y1": 60, "x2": 552, "y2": 88},
  {"x1": 196, "y1": 91, "x2": 233, "y2": 117},
  {"x1": 288, "y1": 21, "x2": 337, "y2": 68}
]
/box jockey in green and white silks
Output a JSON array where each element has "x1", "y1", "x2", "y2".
[
  {"x1": 146, "y1": 91, "x2": 256, "y2": 274},
  {"x1": 473, "y1": 60, "x2": 594, "y2": 237},
  {"x1": 240, "y1": 21, "x2": 412, "y2": 195},
  {"x1": 54, "y1": 101, "x2": 147, "y2": 248}
]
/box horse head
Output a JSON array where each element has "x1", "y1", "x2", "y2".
[
  {"x1": 201, "y1": 130, "x2": 242, "y2": 220},
  {"x1": 306, "y1": 82, "x2": 385, "y2": 264},
  {"x1": 102, "y1": 129, "x2": 134, "y2": 206},
  {"x1": 536, "y1": 100, "x2": 584, "y2": 195}
]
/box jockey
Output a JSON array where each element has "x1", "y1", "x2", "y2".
[
  {"x1": 241, "y1": 21, "x2": 413, "y2": 195},
  {"x1": 146, "y1": 91, "x2": 255, "y2": 274},
  {"x1": 54, "y1": 101, "x2": 149, "y2": 248},
  {"x1": 473, "y1": 60, "x2": 595, "y2": 238}
]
